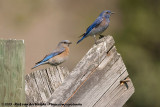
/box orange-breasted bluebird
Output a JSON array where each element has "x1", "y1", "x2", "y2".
[
  {"x1": 32, "y1": 40, "x2": 72, "y2": 69},
  {"x1": 77, "y1": 10, "x2": 114, "y2": 44}
]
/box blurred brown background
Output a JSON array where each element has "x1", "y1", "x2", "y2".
[
  {"x1": 0, "y1": 0, "x2": 160, "y2": 106},
  {"x1": 0, "y1": 0, "x2": 119, "y2": 73}
]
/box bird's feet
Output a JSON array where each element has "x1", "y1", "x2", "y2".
[{"x1": 99, "y1": 35, "x2": 105, "y2": 39}]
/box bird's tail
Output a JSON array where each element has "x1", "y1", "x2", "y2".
[
  {"x1": 78, "y1": 33, "x2": 85, "y2": 38},
  {"x1": 31, "y1": 61, "x2": 46, "y2": 69},
  {"x1": 77, "y1": 36, "x2": 85, "y2": 44}
]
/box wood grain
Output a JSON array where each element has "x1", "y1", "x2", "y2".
[
  {"x1": 25, "y1": 36, "x2": 135, "y2": 107},
  {"x1": 0, "y1": 39, "x2": 25, "y2": 106},
  {"x1": 25, "y1": 66, "x2": 69, "y2": 103},
  {"x1": 47, "y1": 36, "x2": 135, "y2": 107}
]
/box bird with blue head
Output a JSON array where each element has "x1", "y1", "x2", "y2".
[
  {"x1": 77, "y1": 10, "x2": 115, "y2": 44},
  {"x1": 32, "y1": 40, "x2": 72, "y2": 69}
]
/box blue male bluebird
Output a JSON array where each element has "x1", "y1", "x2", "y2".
[
  {"x1": 77, "y1": 10, "x2": 114, "y2": 44},
  {"x1": 32, "y1": 40, "x2": 72, "y2": 69}
]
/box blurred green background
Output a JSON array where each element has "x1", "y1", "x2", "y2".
[{"x1": 0, "y1": 0, "x2": 160, "y2": 106}]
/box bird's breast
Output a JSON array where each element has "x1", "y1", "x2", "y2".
[
  {"x1": 48, "y1": 47, "x2": 69, "y2": 65},
  {"x1": 88, "y1": 18, "x2": 109, "y2": 36}
]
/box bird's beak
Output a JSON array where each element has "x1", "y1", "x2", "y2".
[
  {"x1": 111, "y1": 12, "x2": 115, "y2": 14},
  {"x1": 69, "y1": 42, "x2": 72, "y2": 44}
]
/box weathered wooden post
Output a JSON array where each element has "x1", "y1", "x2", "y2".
[
  {"x1": 25, "y1": 36, "x2": 135, "y2": 107},
  {"x1": 0, "y1": 39, "x2": 25, "y2": 106},
  {"x1": 25, "y1": 66, "x2": 70, "y2": 103}
]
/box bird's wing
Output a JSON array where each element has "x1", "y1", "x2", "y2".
[
  {"x1": 77, "y1": 17, "x2": 103, "y2": 44},
  {"x1": 36, "y1": 47, "x2": 65, "y2": 64},
  {"x1": 85, "y1": 16, "x2": 103, "y2": 36}
]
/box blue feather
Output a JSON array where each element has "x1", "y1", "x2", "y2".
[
  {"x1": 77, "y1": 16, "x2": 103, "y2": 43},
  {"x1": 32, "y1": 47, "x2": 65, "y2": 69},
  {"x1": 77, "y1": 36, "x2": 85, "y2": 44},
  {"x1": 31, "y1": 61, "x2": 46, "y2": 69},
  {"x1": 41, "y1": 52, "x2": 60, "y2": 62}
]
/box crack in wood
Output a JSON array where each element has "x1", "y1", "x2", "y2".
[{"x1": 25, "y1": 36, "x2": 134, "y2": 107}]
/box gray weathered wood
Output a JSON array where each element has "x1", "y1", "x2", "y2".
[
  {"x1": 47, "y1": 36, "x2": 115, "y2": 104},
  {"x1": 46, "y1": 36, "x2": 135, "y2": 107},
  {"x1": 0, "y1": 39, "x2": 25, "y2": 105},
  {"x1": 25, "y1": 66, "x2": 70, "y2": 103},
  {"x1": 25, "y1": 35, "x2": 135, "y2": 107}
]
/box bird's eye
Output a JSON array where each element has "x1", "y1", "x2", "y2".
[{"x1": 106, "y1": 12, "x2": 109, "y2": 14}]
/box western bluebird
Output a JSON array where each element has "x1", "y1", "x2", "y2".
[
  {"x1": 32, "y1": 40, "x2": 72, "y2": 69},
  {"x1": 77, "y1": 10, "x2": 114, "y2": 44}
]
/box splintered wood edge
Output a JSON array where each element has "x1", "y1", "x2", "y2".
[
  {"x1": 65, "y1": 51, "x2": 122, "y2": 107},
  {"x1": 25, "y1": 66, "x2": 69, "y2": 103},
  {"x1": 47, "y1": 36, "x2": 116, "y2": 103},
  {"x1": 25, "y1": 35, "x2": 134, "y2": 106}
]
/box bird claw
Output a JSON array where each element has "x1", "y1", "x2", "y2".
[{"x1": 99, "y1": 35, "x2": 105, "y2": 39}]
